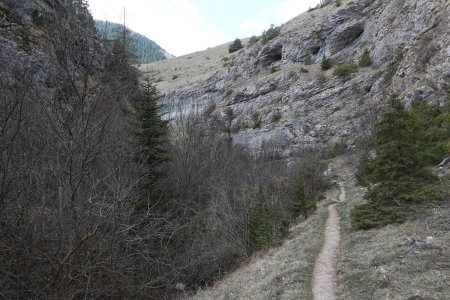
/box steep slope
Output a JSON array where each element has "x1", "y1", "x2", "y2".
[
  {"x1": 0, "y1": 1, "x2": 152, "y2": 297},
  {"x1": 95, "y1": 20, "x2": 172, "y2": 64},
  {"x1": 142, "y1": 0, "x2": 450, "y2": 156}
]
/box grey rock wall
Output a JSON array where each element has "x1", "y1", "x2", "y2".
[{"x1": 146, "y1": 0, "x2": 450, "y2": 156}]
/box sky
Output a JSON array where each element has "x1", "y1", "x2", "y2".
[{"x1": 87, "y1": 0, "x2": 321, "y2": 57}]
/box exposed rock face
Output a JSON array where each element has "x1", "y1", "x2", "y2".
[{"x1": 142, "y1": 0, "x2": 450, "y2": 156}]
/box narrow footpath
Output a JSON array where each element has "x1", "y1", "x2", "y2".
[{"x1": 312, "y1": 183, "x2": 345, "y2": 300}]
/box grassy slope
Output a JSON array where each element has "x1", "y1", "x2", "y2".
[
  {"x1": 337, "y1": 172, "x2": 450, "y2": 299},
  {"x1": 139, "y1": 38, "x2": 248, "y2": 94}
]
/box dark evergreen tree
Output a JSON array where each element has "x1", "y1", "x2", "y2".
[
  {"x1": 229, "y1": 38, "x2": 243, "y2": 53},
  {"x1": 352, "y1": 94, "x2": 437, "y2": 229},
  {"x1": 134, "y1": 77, "x2": 169, "y2": 203},
  {"x1": 320, "y1": 55, "x2": 333, "y2": 71},
  {"x1": 289, "y1": 149, "x2": 325, "y2": 220},
  {"x1": 409, "y1": 100, "x2": 450, "y2": 164},
  {"x1": 248, "y1": 186, "x2": 271, "y2": 251},
  {"x1": 290, "y1": 179, "x2": 313, "y2": 219}
]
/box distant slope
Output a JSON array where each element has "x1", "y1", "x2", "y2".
[{"x1": 95, "y1": 20, "x2": 172, "y2": 64}]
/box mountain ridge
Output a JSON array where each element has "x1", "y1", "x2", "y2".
[{"x1": 95, "y1": 19, "x2": 172, "y2": 64}]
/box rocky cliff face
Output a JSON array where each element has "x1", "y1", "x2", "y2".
[{"x1": 142, "y1": 0, "x2": 450, "y2": 157}]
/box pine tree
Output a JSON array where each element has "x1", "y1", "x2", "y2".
[
  {"x1": 228, "y1": 38, "x2": 243, "y2": 53},
  {"x1": 289, "y1": 150, "x2": 324, "y2": 219},
  {"x1": 247, "y1": 186, "x2": 271, "y2": 251},
  {"x1": 320, "y1": 55, "x2": 333, "y2": 71},
  {"x1": 352, "y1": 94, "x2": 437, "y2": 229},
  {"x1": 134, "y1": 77, "x2": 169, "y2": 205},
  {"x1": 290, "y1": 177, "x2": 316, "y2": 219}
]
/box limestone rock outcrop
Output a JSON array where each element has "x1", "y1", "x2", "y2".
[{"x1": 142, "y1": 0, "x2": 450, "y2": 156}]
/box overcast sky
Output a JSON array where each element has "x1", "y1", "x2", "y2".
[{"x1": 88, "y1": 0, "x2": 321, "y2": 56}]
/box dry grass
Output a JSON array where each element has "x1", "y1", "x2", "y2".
[
  {"x1": 139, "y1": 38, "x2": 249, "y2": 94},
  {"x1": 337, "y1": 173, "x2": 450, "y2": 299}
]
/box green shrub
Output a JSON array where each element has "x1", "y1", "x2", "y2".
[
  {"x1": 386, "y1": 63, "x2": 398, "y2": 74},
  {"x1": 271, "y1": 111, "x2": 282, "y2": 122},
  {"x1": 32, "y1": 10, "x2": 45, "y2": 26},
  {"x1": 224, "y1": 107, "x2": 233, "y2": 117},
  {"x1": 321, "y1": 140, "x2": 347, "y2": 159},
  {"x1": 320, "y1": 55, "x2": 333, "y2": 71},
  {"x1": 252, "y1": 112, "x2": 262, "y2": 129},
  {"x1": 202, "y1": 101, "x2": 216, "y2": 116},
  {"x1": 359, "y1": 49, "x2": 372, "y2": 67},
  {"x1": 300, "y1": 67, "x2": 309, "y2": 73},
  {"x1": 333, "y1": 61, "x2": 359, "y2": 77},
  {"x1": 351, "y1": 202, "x2": 413, "y2": 230},
  {"x1": 229, "y1": 38, "x2": 243, "y2": 53},
  {"x1": 336, "y1": 0, "x2": 342, "y2": 7},
  {"x1": 247, "y1": 35, "x2": 259, "y2": 47},
  {"x1": 19, "y1": 34, "x2": 31, "y2": 52},
  {"x1": 261, "y1": 24, "x2": 280, "y2": 44}
]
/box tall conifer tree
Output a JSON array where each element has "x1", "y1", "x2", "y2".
[
  {"x1": 352, "y1": 94, "x2": 437, "y2": 229},
  {"x1": 134, "y1": 77, "x2": 169, "y2": 207}
]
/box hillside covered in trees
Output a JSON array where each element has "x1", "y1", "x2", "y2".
[{"x1": 95, "y1": 20, "x2": 170, "y2": 64}]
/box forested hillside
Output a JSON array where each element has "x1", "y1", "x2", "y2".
[{"x1": 95, "y1": 20, "x2": 170, "y2": 64}]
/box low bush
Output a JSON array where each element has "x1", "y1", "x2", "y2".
[
  {"x1": 229, "y1": 38, "x2": 243, "y2": 53},
  {"x1": 300, "y1": 67, "x2": 309, "y2": 73},
  {"x1": 247, "y1": 35, "x2": 259, "y2": 47},
  {"x1": 320, "y1": 55, "x2": 333, "y2": 71},
  {"x1": 359, "y1": 49, "x2": 372, "y2": 67},
  {"x1": 252, "y1": 112, "x2": 262, "y2": 129},
  {"x1": 261, "y1": 24, "x2": 280, "y2": 44},
  {"x1": 271, "y1": 111, "x2": 282, "y2": 122},
  {"x1": 333, "y1": 61, "x2": 359, "y2": 77}
]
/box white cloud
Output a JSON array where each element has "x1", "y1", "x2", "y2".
[{"x1": 88, "y1": 0, "x2": 226, "y2": 56}]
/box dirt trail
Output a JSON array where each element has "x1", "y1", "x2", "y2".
[
  {"x1": 312, "y1": 183, "x2": 345, "y2": 300},
  {"x1": 190, "y1": 157, "x2": 352, "y2": 300}
]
